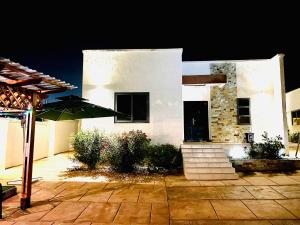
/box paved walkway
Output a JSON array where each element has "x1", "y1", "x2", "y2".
[{"x1": 1, "y1": 154, "x2": 300, "y2": 224}]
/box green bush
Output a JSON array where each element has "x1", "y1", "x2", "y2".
[
  {"x1": 289, "y1": 132, "x2": 300, "y2": 143},
  {"x1": 245, "y1": 132, "x2": 285, "y2": 159},
  {"x1": 102, "y1": 130, "x2": 150, "y2": 172},
  {"x1": 72, "y1": 129, "x2": 106, "y2": 170},
  {"x1": 145, "y1": 144, "x2": 183, "y2": 170}
]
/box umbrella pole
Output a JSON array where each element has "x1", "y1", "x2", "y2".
[{"x1": 20, "y1": 93, "x2": 37, "y2": 209}]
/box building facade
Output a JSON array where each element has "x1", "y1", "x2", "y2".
[{"x1": 81, "y1": 49, "x2": 288, "y2": 158}]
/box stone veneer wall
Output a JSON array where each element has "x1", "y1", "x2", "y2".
[{"x1": 210, "y1": 63, "x2": 250, "y2": 143}]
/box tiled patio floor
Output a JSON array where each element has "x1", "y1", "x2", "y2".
[{"x1": 1, "y1": 153, "x2": 300, "y2": 224}]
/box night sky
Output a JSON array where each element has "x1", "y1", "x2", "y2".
[{"x1": 1, "y1": 4, "x2": 298, "y2": 101}]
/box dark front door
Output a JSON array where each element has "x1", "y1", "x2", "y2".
[{"x1": 184, "y1": 101, "x2": 209, "y2": 142}]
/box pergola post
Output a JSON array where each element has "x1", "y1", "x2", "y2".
[{"x1": 20, "y1": 93, "x2": 37, "y2": 209}]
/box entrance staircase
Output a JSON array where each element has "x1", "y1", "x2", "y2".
[{"x1": 181, "y1": 144, "x2": 238, "y2": 180}]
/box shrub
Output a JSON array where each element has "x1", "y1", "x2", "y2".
[
  {"x1": 289, "y1": 132, "x2": 300, "y2": 143},
  {"x1": 72, "y1": 129, "x2": 106, "y2": 170},
  {"x1": 102, "y1": 130, "x2": 150, "y2": 172},
  {"x1": 145, "y1": 144, "x2": 183, "y2": 171},
  {"x1": 245, "y1": 132, "x2": 285, "y2": 159}
]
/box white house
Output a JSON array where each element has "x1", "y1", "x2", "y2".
[{"x1": 81, "y1": 49, "x2": 288, "y2": 179}]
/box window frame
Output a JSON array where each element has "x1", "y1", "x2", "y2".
[
  {"x1": 291, "y1": 109, "x2": 300, "y2": 125},
  {"x1": 114, "y1": 92, "x2": 150, "y2": 123},
  {"x1": 237, "y1": 98, "x2": 251, "y2": 125}
]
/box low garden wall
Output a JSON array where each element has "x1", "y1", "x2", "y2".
[{"x1": 232, "y1": 159, "x2": 300, "y2": 172}]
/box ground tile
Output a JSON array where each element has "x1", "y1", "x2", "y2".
[
  {"x1": 53, "y1": 222, "x2": 91, "y2": 225},
  {"x1": 222, "y1": 178, "x2": 252, "y2": 186},
  {"x1": 215, "y1": 186, "x2": 254, "y2": 199},
  {"x1": 166, "y1": 180, "x2": 201, "y2": 187},
  {"x1": 80, "y1": 182, "x2": 107, "y2": 190},
  {"x1": 243, "y1": 200, "x2": 296, "y2": 219},
  {"x1": 0, "y1": 221, "x2": 15, "y2": 225},
  {"x1": 243, "y1": 177, "x2": 277, "y2": 185},
  {"x1": 108, "y1": 189, "x2": 140, "y2": 203},
  {"x1": 167, "y1": 187, "x2": 220, "y2": 201},
  {"x1": 267, "y1": 176, "x2": 300, "y2": 185},
  {"x1": 211, "y1": 200, "x2": 256, "y2": 219},
  {"x1": 2, "y1": 194, "x2": 21, "y2": 207},
  {"x1": 271, "y1": 186, "x2": 300, "y2": 198},
  {"x1": 51, "y1": 188, "x2": 87, "y2": 201},
  {"x1": 8, "y1": 202, "x2": 56, "y2": 222},
  {"x1": 113, "y1": 203, "x2": 151, "y2": 224},
  {"x1": 31, "y1": 188, "x2": 63, "y2": 202},
  {"x1": 1, "y1": 206, "x2": 19, "y2": 218},
  {"x1": 170, "y1": 220, "x2": 190, "y2": 225},
  {"x1": 245, "y1": 186, "x2": 286, "y2": 199},
  {"x1": 130, "y1": 182, "x2": 155, "y2": 190},
  {"x1": 139, "y1": 188, "x2": 167, "y2": 203},
  {"x1": 104, "y1": 182, "x2": 131, "y2": 191},
  {"x1": 76, "y1": 202, "x2": 120, "y2": 223},
  {"x1": 55, "y1": 182, "x2": 86, "y2": 191},
  {"x1": 35, "y1": 181, "x2": 65, "y2": 190},
  {"x1": 41, "y1": 201, "x2": 89, "y2": 222},
  {"x1": 269, "y1": 220, "x2": 300, "y2": 225},
  {"x1": 169, "y1": 200, "x2": 217, "y2": 220},
  {"x1": 8, "y1": 210, "x2": 50, "y2": 222},
  {"x1": 219, "y1": 220, "x2": 271, "y2": 225},
  {"x1": 190, "y1": 220, "x2": 221, "y2": 225},
  {"x1": 151, "y1": 203, "x2": 169, "y2": 224},
  {"x1": 79, "y1": 189, "x2": 113, "y2": 202},
  {"x1": 13, "y1": 222, "x2": 53, "y2": 225},
  {"x1": 276, "y1": 199, "x2": 300, "y2": 218},
  {"x1": 198, "y1": 181, "x2": 225, "y2": 186},
  {"x1": 288, "y1": 176, "x2": 300, "y2": 183}
]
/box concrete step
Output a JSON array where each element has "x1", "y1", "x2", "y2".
[
  {"x1": 181, "y1": 144, "x2": 223, "y2": 149},
  {"x1": 184, "y1": 167, "x2": 236, "y2": 174},
  {"x1": 182, "y1": 152, "x2": 227, "y2": 158},
  {"x1": 181, "y1": 148, "x2": 225, "y2": 153},
  {"x1": 184, "y1": 162, "x2": 232, "y2": 168},
  {"x1": 185, "y1": 173, "x2": 239, "y2": 180},
  {"x1": 184, "y1": 157, "x2": 230, "y2": 163}
]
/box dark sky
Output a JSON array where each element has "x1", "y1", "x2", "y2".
[{"x1": 1, "y1": 4, "x2": 298, "y2": 100}]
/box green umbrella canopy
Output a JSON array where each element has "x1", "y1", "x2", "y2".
[{"x1": 36, "y1": 95, "x2": 128, "y2": 121}]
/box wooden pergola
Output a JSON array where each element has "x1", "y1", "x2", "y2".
[{"x1": 0, "y1": 57, "x2": 76, "y2": 209}]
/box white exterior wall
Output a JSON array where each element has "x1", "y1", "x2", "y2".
[
  {"x1": 236, "y1": 55, "x2": 288, "y2": 144},
  {"x1": 82, "y1": 49, "x2": 183, "y2": 146},
  {"x1": 286, "y1": 88, "x2": 300, "y2": 133},
  {"x1": 183, "y1": 55, "x2": 287, "y2": 145},
  {"x1": 182, "y1": 55, "x2": 287, "y2": 158},
  {"x1": 0, "y1": 118, "x2": 78, "y2": 170}
]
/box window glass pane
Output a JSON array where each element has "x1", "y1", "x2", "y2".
[
  {"x1": 292, "y1": 109, "x2": 300, "y2": 125},
  {"x1": 133, "y1": 94, "x2": 148, "y2": 121},
  {"x1": 238, "y1": 98, "x2": 249, "y2": 107},
  {"x1": 239, "y1": 116, "x2": 250, "y2": 124},
  {"x1": 238, "y1": 107, "x2": 250, "y2": 116},
  {"x1": 116, "y1": 94, "x2": 131, "y2": 121}
]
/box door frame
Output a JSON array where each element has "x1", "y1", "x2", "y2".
[{"x1": 183, "y1": 100, "x2": 210, "y2": 142}]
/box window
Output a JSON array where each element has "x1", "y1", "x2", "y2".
[
  {"x1": 292, "y1": 109, "x2": 300, "y2": 125},
  {"x1": 115, "y1": 92, "x2": 149, "y2": 123},
  {"x1": 237, "y1": 98, "x2": 251, "y2": 125}
]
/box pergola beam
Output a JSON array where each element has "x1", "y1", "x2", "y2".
[
  {"x1": 0, "y1": 78, "x2": 42, "y2": 86},
  {"x1": 182, "y1": 74, "x2": 227, "y2": 85}
]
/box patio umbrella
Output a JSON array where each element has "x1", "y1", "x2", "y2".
[{"x1": 36, "y1": 95, "x2": 127, "y2": 121}]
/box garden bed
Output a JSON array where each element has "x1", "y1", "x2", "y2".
[
  {"x1": 1, "y1": 185, "x2": 17, "y2": 200},
  {"x1": 232, "y1": 159, "x2": 300, "y2": 172}
]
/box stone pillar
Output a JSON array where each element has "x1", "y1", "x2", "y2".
[{"x1": 210, "y1": 63, "x2": 250, "y2": 143}]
